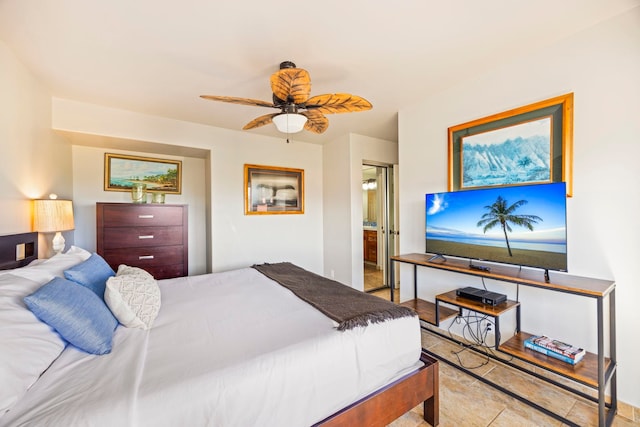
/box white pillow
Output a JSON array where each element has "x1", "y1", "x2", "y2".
[
  {"x1": 8, "y1": 246, "x2": 92, "y2": 284},
  {"x1": 0, "y1": 246, "x2": 92, "y2": 413},
  {"x1": 0, "y1": 274, "x2": 66, "y2": 414},
  {"x1": 105, "y1": 265, "x2": 161, "y2": 330}
]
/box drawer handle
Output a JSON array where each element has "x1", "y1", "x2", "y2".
[
  {"x1": 138, "y1": 215, "x2": 154, "y2": 219},
  {"x1": 138, "y1": 235, "x2": 154, "y2": 239},
  {"x1": 138, "y1": 255, "x2": 155, "y2": 260}
]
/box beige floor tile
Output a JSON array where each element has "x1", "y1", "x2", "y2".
[
  {"x1": 489, "y1": 409, "x2": 560, "y2": 427},
  {"x1": 426, "y1": 340, "x2": 498, "y2": 378},
  {"x1": 483, "y1": 364, "x2": 577, "y2": 417},
  {"x1": 437, "y1": 362, "x2": 480, "y2": 389},
  {"x1": 429, "y1": 364, "x2": 507, "y2": 426},
  {"x1": 364, "y1": 263, "x2": 384, "y2": 292},
  {"x1": 565, "y1": 400, "x2": 630, "y2": 427},
  {"x1": 439, "y1": 382, "x2": 504, "y2": 426},
  {"x1": 531, "y1": 365, "x2": 595, "y2": 398},
  {"x1": 387, "y1": 407, "x2": 429, "y2": 427},
  {"x1": 614, "y1": 417, "x2": 640, "y2": 427},
  {"x1": 616, "y1": 400, "x2": 636, "y2": 422},
  {"x1": 491, "y1": 404, "x2": 563, "y2": 427}
]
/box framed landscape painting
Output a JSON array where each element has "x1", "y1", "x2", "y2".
[
  {"x1": 104, "y1": 153, "x2": 182, "y2": 194},
  {"x1": 448, "y1": 93, "x2": 573, "y2": 196},
  {"x1": 244, "y1": 164, "x2": 304, "y2": 215}
]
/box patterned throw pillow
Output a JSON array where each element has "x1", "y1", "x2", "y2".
[{"x1": 104, "y1": 265, "x2": 161, "y2": 330}]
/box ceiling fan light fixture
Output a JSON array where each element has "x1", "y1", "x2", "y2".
[{"x1": 272, "y1": 113, "x2": 307, "y2": 134}]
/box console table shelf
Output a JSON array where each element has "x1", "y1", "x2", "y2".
[
  {"x1": 435, "y1": 290, "x2": 520, "y2": 317},
  {"x1": 499, "y1": 331, "x2": 612, "y2": 389},
  {"x1": 390, "y1": 253, "x2": 615, "y2": 297},
  {"x1": 390, "y1": 253, "x2": 617, "y2": 427},
  {"x1": 398, "y1": 298, "x2": 458, "y2": 325}
]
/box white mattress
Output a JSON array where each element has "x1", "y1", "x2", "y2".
[{"x1": 1, "y1": 267, "x2": 421, "y2": 427}]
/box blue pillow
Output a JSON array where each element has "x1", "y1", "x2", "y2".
[
  {"x1": 24, "y1": 277, "x2": 118, "y2": 355},
  {"x1": 64, "y1": 253, "x2": 115, "y2": 299}
]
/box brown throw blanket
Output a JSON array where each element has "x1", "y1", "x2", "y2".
[{"x1": 252, "y1": 262, "x2": 416, "y2": 331}]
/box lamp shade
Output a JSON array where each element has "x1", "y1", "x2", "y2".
[
  {"x1": 33, "y1": 199, "x2": 75, "y2": 232},
  {"x1": 272, "y1": 113, "x2": 307, "y2": 133}
]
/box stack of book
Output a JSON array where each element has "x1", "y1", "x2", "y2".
[{"x1": 523, "y1": 335, "x2": 586, "y2": 365}]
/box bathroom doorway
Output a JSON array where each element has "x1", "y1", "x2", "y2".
[{"x1": 362, "y1": 163, "x2": 398, "y2": 298}]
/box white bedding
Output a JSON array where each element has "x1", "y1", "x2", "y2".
[{"x1": 1, "y1": 267, "x2": 421, "y2": 427}]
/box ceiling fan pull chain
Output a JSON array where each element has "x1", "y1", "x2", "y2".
[{"x1": 285, "y1": 113, "x2": 292, "y2": 143}]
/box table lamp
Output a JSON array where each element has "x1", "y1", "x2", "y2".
[{"x1": 33, "y1": 195, "x2": 75, "y2": 255}]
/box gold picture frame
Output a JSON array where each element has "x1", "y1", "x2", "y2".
[
  {"x1": 104, "y1": 153, "x2": 182, "y2": 194},
  {"x1": 244, "y1": 164, "x2": 304, "y2": 215},
  {"x1": 448, "y1": 93, "x2": 573, "y2": 196}
]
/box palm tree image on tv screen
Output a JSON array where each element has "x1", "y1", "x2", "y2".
[
  {"x1": 477, "y1": 196, "x2": 543, "y2": 257},
  {"x1": 425, "y1": 182, "x2": 567, "y2": 272}
]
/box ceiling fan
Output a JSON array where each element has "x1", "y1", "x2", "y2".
[{"x1": 200, "y1": 61, "x2": 372, "y2": 134}]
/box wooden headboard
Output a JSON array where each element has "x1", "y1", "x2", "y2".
[{"x1": 0, "y1": 232, "x2": 38, "y2": 270}]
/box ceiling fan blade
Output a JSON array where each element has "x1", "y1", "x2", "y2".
[
  {"x1": 242, "y1": 113, "x2": 279, "y2": 130},
  {"x1": 305, "y1": 93, "x2": 372, "y2": 114},
  {"x1": 302, "y1": 110, "x2": 329, "y2": 134},
  {"x1": 200, "y1": 95, "x2": 276, "y2": 108},
  {"x1": 270, "y1": 68, "x2": 311, "y2": 104}
]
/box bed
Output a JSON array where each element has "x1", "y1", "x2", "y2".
[{"x1": 0, "y1": 232, "x2": 438, "y2": 426}]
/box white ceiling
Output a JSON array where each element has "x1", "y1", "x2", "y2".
[{"x1": 1, "y1": 0, "x2": 638, "y2": 144}]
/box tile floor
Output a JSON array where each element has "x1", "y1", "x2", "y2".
[
  {"x1": 364, "y1": 263, "x2": 385, "y2": 292},
  {"x1": 368, "y1": 289, "x2": 639, "y2": 427}
]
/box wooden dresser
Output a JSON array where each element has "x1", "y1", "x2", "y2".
[{"x1": 96, "y1": 203, "x2": 188, "y2": 279}]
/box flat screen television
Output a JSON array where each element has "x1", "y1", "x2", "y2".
[{"x1": 425, "y1": 182, "x2": 567, "y2": 273}]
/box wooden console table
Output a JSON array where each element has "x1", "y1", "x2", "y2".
[{"x1": 390, "y1": 253, "x2": 617, "y2": 427}]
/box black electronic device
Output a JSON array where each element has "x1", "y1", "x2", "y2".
[
  {"x1": 456, "y1": 286, "x2": 507, "y2": 306},
  {"x1": 469, "y1": 264, "x2": 490, "y2": 272}
]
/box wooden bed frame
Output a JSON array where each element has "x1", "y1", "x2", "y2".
[
  {"x1": 0, "y1": 232, "x2": 439, "y2": 427},
  {"x1": 316, "y1": 352, "x2": 439, "y2": 426}
]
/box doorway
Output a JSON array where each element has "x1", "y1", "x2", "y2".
[{"x1": 362, "y1": 163, "x2": 398, "y2": 299}]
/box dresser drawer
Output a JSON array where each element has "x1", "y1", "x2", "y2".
[
  {"x1": 101, "y1": 226, "x2": 184, "y2": 249},
  {"x1": 102, "y1": 245, "x2": 184, "y2": 269},
  {"x1": 100, "y1": 205, "x2": 184, "y2": 227}
]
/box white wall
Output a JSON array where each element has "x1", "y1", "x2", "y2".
[
  {"x1": 0, "y1": 40, "x2": 74, "y2": 256},
  {"x1": 323, "y1": 133, "x2": 398, "y2": 289},
  {"x1": 322, "y1": 134, "x2": 352, "y2": 284},
  {"x1": 71, "y1": 145, "x2": 208, "y2": 275},
  {"x1": 398, "y1": 8, "x2": 640, "y2": 406},
  {"x1": 52, "y1": 99, "x2": 325, "y2": 274}
]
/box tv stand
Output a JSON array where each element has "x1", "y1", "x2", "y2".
[
  {"x1": 427, "y1": 253, "x2": 446, "y2": 263},
  {"x1": 390, "y1": 253, "x2": 617, "y2": 427}
]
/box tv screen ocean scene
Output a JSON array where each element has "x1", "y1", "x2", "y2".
[{"x1": 426, "y1": 182, "x2": 567, "y2": 271}]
